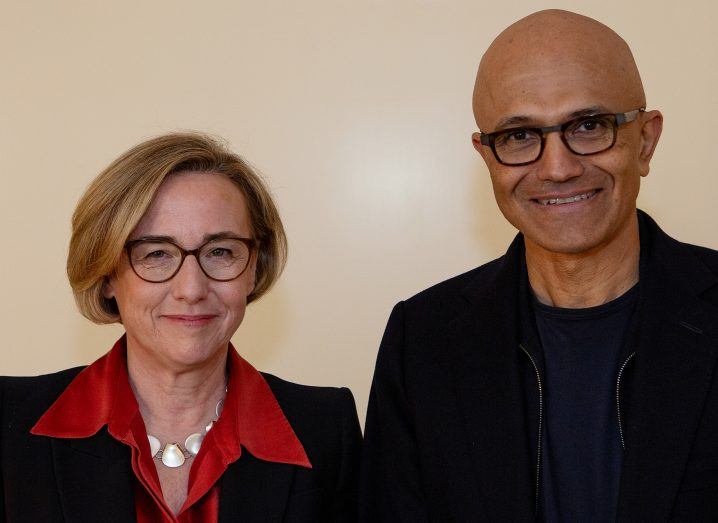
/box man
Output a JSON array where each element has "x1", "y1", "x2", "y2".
[{"x1": 360, "y1": 9, "x2": 718, "y2": 522}]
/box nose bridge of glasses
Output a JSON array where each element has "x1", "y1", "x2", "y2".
[
  {"x1": 541, "y1": 122, "x2": 564, "y2": 136},
  {"x1": 535, "y1": 127, "x2": 585, "y2": 180},
  {"x1": 175, "y1": 247, "x2": 211, "y2": 280},
  {"x1": 546, "y1": 118, "x2": 600, "y2": 156},
  {"x1": 168, "y1": 256, "x2": 211, "y2": 307},
  {"x1": 542, "y1": 124, "x2": 572, "y2": 151}
]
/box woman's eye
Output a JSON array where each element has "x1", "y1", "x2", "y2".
[
  {"x1": 209, "y1": 248, "x2": 232, "y2": 257},
  {"x1": 145, "y1": 250, "x2": 169, "y2": 259}
]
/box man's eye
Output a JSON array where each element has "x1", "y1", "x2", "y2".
[
  {"x1": 507, "y1": 130, "x2": 530, "y2": 141},
  {"x1": 576, "y1": 118, "x2": 608, "y2": 133},
  {"x1": 497, "y1": 129, "x2": 539, "y2": 148}
]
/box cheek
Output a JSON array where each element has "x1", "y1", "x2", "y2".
[
  {"x1": 605, "y1": 138, "x2": 640, "y2": 173},
  {"x1": 595, "y1": 151, "x2": 641, "y2": 195},
  {"x1": 489, "y1": 168, "x2": 527, "y2": 204},
  {"x1": 489, "y1": 169, "x2": 509, "y2": 198},
  {"x1": 218, "y1": 279, "x2": 253, "y2": 314},
  {"x1": 112, "y1": 280, "x2": 165, "y2": 320},
  {"x1": 216, "y1": 288, "x2": 250, "y2": 333}
]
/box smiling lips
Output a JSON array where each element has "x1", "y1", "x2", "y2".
[
  {"x1": 162, "y1": 315, "x2": 217, "y2": 326},
  {"x1": 536, "y1": 190, "x2": 599, "y2": 206}
]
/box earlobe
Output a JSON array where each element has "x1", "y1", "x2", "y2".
[
  {"x1": 638, "y1": 110, "x2": 663, "y2": 177},
  {"x1": 102, "y1": 276, "x2": 116, "y2": 299}
]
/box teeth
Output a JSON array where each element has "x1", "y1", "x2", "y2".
[{"x1": 538, "y1": 191, "x2": 596, "y2": 206}]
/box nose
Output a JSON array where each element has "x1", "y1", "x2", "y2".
[
  {"x1": 535, "y1": 132, "x2": 584, "y2": 182},
  {"x1": 171, "y1": 254, "x2": 210, "y2": 303}
]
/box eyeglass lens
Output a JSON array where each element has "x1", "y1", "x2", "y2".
[
  {"x1": 128, "y1": 239, "x2": 251, "y2": 282},
  {"x1": 494, "y1": 115, "x2": 616, "y2": 165}
]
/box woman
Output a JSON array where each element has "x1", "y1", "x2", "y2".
[{"x1": 0, "y1": 133, "x2": 361, "y2": 522}]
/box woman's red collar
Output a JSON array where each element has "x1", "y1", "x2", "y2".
[{"x1": 31, "y1": 337, "x2": 311, "y2": 469}]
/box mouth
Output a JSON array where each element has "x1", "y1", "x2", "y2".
[
  {"x1": 534, "y1": 189, "x2": 600, "y2": 206},
  {"x1": 162, "y1": 315, "x2": 217, "y2": 326}
]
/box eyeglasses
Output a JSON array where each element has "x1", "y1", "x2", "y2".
[
  {"x1": 479, "y1": 108, "x2": 645, "y2": 166},
  {"x1": 125, "y1": 237, "x2": 256, "y2": 283}
]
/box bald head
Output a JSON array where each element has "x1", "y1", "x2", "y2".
[{"x1": 473, "y1": 10, "x2": 645, "y2": 130}]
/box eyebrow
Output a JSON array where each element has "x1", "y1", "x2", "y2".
[
  {"x1": 131, "y1": 231, "x2": 241, "y2": 244},
  {"x1": 491, "y1": 105, "x2": 612, "y2": 131}
]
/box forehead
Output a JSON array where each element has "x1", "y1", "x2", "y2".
[
  {"x1": 474, "y1": 11, "x2": 645, "y2": 131},
  {"x1": 131, "y1": 172, "x2": 251, "y2": 241},
  {"x1": 480, "y1": 55, "x2": 629, "y2": 130}
]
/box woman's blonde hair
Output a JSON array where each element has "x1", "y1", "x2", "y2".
[{"x1": 68, "y1": 132, "x2": 287, "y2": 324}]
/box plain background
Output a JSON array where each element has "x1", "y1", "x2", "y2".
[{"x1": 2, "y1": 1, "x2": 716, "y2": 424}]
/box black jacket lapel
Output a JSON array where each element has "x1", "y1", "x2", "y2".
[
  {"x1": 448, "y1": 238, "x2": 535, "y2": 521},
  {"x1": 219, "y1": 451, "x2": 295, "y2": 522},
  {"x1": 51, "y1": 429, "x2": 136, "y2": 523},
  {"x1": 617, "y1": 216, "x2": 718, "y2": 521}
]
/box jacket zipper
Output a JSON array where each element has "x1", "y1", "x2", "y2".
[
  {"x1": 519, "y1": 343, "x2": 543, "y2": 515},
  {"x1": 615, "y1": 352, "x2": 635, "y2": 450}
]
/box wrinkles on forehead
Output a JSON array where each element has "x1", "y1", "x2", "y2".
[{"x1": 473, "y1": 10, "x2": 646, "y2": 130}]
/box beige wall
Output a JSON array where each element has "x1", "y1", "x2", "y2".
[{"x1": 2, "y1": 1, "x2": 717, "y2": 423}]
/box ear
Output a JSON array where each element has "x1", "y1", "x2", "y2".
[
  {"x1": 247, "y1": 251, "x2": 258, "y2": 296},
  {"x1": 637, "y1": 110, "x2": 663, "y2": 178},
  {"x1": 472, "y1": 132, "x2": 489, "y2": 162},
  {"x1": 102, "y1": 276, "x2": 116, "y2": 300}
]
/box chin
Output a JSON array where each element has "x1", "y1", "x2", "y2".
[
  {"x1": 170, "y1": 347, "x2": 225, "y2": 368},
  {"x1": 524, "y1": 227, "x2": 607, "y2": 256},
  {"x1": 161, "y1": 337, "x2": 228, "y2": 367}
]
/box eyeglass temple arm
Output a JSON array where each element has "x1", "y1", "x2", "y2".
[{"x1": 616, "y1": 108, "x2": 645, "y2": 125}]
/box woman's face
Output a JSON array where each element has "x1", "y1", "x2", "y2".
[{"x1": 104, "y1": 171, "x2": 256, "y2": 371}]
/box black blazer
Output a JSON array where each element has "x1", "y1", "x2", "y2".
[
  {"x1": 360, "y1": 211, "x2": 718, "y2": 521},
  {"x1": 0, "y1": 368, "x2": 361, "y2": 522}
]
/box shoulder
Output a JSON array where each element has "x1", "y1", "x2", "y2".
[
  {"x1": 641, "y1": 209, "x2": 718, "y2": 273},
  {"x1": 261, "y1": 373, "x2": 361, "y2": 480},
  {"x1": 261, "y1": 373, "x2": 358, "y2": 432},
  {"x1": 685, "y1": 242, "x2": 718, "y2": 273},
  {"x1": 681, "y1": 242, "x2": 718, "y2": 307},
  {"x1": 1, "y1": 367, "x2": 84, "y2": 410},
  {"x1": 641, "y1": 211, "x2": 718, "y2": 304},
  {"x1": 1, "y1": 367, "x2": 85, "y2": 435},
  {"x1": 385, "y1": 254, "x2": 508, "y2": 338},
  {"x1": 1, "y1": 366, "x2": 84, "y2": 390},
  {"x1": 406, "y1": 256, "x2": 505, "y2": 307}
]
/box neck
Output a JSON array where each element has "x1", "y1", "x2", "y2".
[
  {"x1": 525, "y1": 214, "x2": 640, "y2": 308},
  {"x1": 127, "y1": 344, "x2": 228, "y2": 439}
]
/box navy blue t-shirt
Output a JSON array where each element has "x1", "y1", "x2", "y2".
[{"x1": 533, "y1": 285, "x2": 638, "y2": 522}]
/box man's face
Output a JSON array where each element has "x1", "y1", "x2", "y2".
[{"x1": 473, "y1": 49, "x2": 661, "y2": 255}]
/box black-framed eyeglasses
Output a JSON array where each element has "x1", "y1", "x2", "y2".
[
  {"x1": 125, "y1": 236, "x2": 257, "y2": 283},
  {"x1": 479, "y1": 108, "x2": 645, "y2": 166}
]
